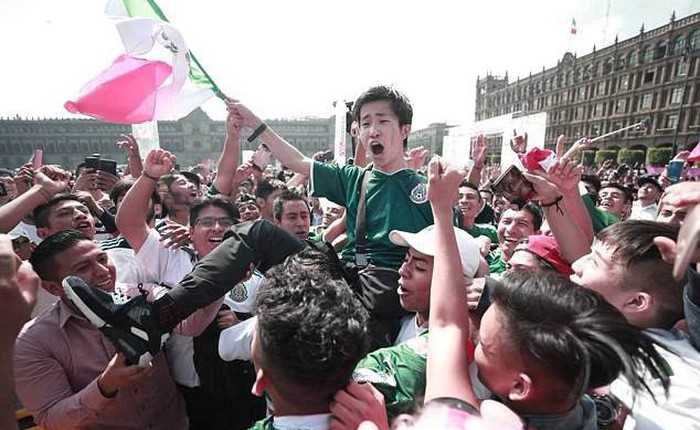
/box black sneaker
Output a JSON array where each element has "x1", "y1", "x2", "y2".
[{"x1": 62, "y1": 276, "x2": 170, "y2": 366}]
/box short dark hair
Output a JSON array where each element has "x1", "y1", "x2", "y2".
[
  {"x1": 521, "y1": 202, "x2": 543, "y2": 231},
  {"x1": 459, "y1": 180, "x2": 482, "y2": 201},
  {"x1": 597, "y1": 221, "x2": 684, "y2": 328},
  {"x1": 352, "y1": 86, "x2": 413, "y2": 148},
  {"x1": 30, "y1": 229, "x2": 91, "y2": 281},
  {"x1": 273, "y1": 189, "x2": 310, "y2": 221},
  {"x1": 33, "y1": 194, "x2": 85, "y2": 228},
  {"x1": 580, "y1": 174, "x2": 601, "y2": 193},
  {"x1": 492, "y1": 271, "x2": 670, "y2": 405},
  {"x1": 255, "y1": 248, "x2": 369, "y2": 402},
  {"x1": 109, "y1": 179, "x2": 135, "y2": 205},
  {"x1": 189, "y1": 196, "x2": 238, "y2": 225},
  {"x1": 600, "y1": 183, "x2": 633, "y2": 204},
  {"x1": 255, "y1": 178, "x2": 287, "y2": 201}
]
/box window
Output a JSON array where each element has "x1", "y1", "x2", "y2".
[
  {"x1": 642, "y1": 45, "x2": 654, "y2": 63},
  {"x1": 690, "y1": 30, "x2": 700, "y2": 51},
  {"x1": 673, "y1": 36, "x2": 686, "y2": 55},
  {"x1": 596, "y1": 81, "x2": 606, "y2": 96},
  {"x1": 655, "y1": 43, "x2": 667, "y2": 60},
  {"x1": 643, "y1": 70, "x2": 655, "y2": 84},
  {"x1": 676, "y1": 61, "x2": 688, "y2": 77},
  {"x1": 618, "y1": 75, "x2": 629, "y2": 91},
  {"x1": 670, "y1": 87, "x2": 683, "y2": 104},
  {"x1": 641, "y1": 93, "x2": 653, "y2": 110},
  {"x1": 615, "y1": 98, "x2": 627, "y2": 114},
  {"x1": 665, "y1": 114, "x2": 679, "y2": 129},
  {"x1": 593, "y1": 103, "x2": 605, "y2": 117},
  {"x1": 628, "y1": 51, "x2": 638, "y2": 67}
]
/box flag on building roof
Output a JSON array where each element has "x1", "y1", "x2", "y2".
[
  {"x1": 65, "y1": 0, "x2": 225, "y2": 124},
  {"x1": 571, "y1": 18, "x2": 577, "y2": 35}
]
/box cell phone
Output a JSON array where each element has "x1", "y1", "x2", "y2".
[
  {"x1": 85, "y1": 155, "x2": 100, "y2": 170},
  {"x1": 33, "y1": 149, "x2": 43, "y2": 169},
  {"x1": 491, "y1": 165, "x2": 536, "y2": 207},
  {"x1": 667, "y1": 160, "x2": 684, "y2": 184},
  {"x1": 251, "y1": 144, "x2": 271, "y2": 170},
  {"x1": 98, "y1": 159, "x2": 118, "y2": 176}
]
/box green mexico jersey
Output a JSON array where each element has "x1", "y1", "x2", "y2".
[
  {"x1": 583, "y1": 193, "x2": 619, "y2": 233},
  {"x1": 487, "y1": 248, "x2": 507, "y2": 275},
  {"x1": 463, "y1": 223, "x2": 498, "y2": 243},
  {"x1": 312, "y1": 162, "x2": 433, "y2": 269},
  {"x1": 353, "y1": 333, "x2": 429, "y2": 417}
]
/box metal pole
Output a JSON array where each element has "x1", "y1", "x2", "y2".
[{"x1": 672, "y1": 47, "x2": 693, "y2": 155}]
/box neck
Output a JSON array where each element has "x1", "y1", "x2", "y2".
[
  {"x1": 416, "y1": 312, "x2": 429, "y2": 328},
  {"x1": 373, "y1": 157, "x2": 406, "y2": 174},
  {"x1": 640, "y1": 198, "x2": 656, "y2": 207},
  {"x1": 271, "y1": 395, "x2": 330, "y2": 417},
  {"x1": 167, "y1": 206, "x2": 190, "y2": 226},
  {"x1": 462, "y1": 216, "x2": 475, "y2": 230}
]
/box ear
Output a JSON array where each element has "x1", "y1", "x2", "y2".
[
  {"x1": 625, "y1": 291, "x2": 653, "y2": 314},
  {"x1": 400, "y1": 124, "x2": 412, "y2": 139},
  {"x1": 251, "y1": 368, "x2": 269, "y2": 397},
  {"x1": 255, "y1": 197, "x2": 266, "y2": 210},
  {"x1": 36, "y1": 227, "x2": 49, "y2": 239},
  {"x1": 508, "y1": 373, "x2": 533, "y2": 402},
  {"x1": 42, "y1": 280, "x2": 64, "y2": 297}
]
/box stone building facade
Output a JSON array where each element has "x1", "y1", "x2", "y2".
[{"x1": 475, "y1": 12, "x2": 700, "y2": 153}]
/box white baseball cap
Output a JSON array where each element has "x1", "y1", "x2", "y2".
[{"x1": 389, "y1": 225, "x2": 480, "y2": 277}]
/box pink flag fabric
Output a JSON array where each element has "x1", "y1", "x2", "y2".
[
  {"x1": 689, "y1": 140, "x2": 700, "y2": 162},
  {"x1": 65, "y1": 54, "x2": 172, "y2": 124}
]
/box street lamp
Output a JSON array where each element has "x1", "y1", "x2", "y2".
[{"x1": 671, "y1": 40, "x2": 693, "y2": 155}]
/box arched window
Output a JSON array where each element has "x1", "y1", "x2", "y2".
[
  {"x1": 641, "y1": 45, "x2": 653, "y2": 63},
  {"x1": 690, "y1": 30, "x2": 700, "y2": 50},
  {"x1": 672, "y1": 36, "x2": 684, "y2": 55},
  {"x1": 628, "y1": 50, "x2": 638, "y2": 67}
]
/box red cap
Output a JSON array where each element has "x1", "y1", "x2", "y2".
[{"x1": 521, "y1": 235, "x2": 574, "y2": 275}]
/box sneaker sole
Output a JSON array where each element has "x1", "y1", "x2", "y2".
[{"x1": 62, "y1": 278, "x2": 159, "y2": 367}]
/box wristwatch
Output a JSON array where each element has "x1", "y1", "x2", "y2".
[{"x1": 590, "y1": 393, "x2": 624, "y2": 427}]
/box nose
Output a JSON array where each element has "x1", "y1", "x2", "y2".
[
  {"x1": 398, "y1": 261, "x2": 409, "y2": 278},
  {"x1": 369, "y1": 122, "x2": 380, "y2": 137}
]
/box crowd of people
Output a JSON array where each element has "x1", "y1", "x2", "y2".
[{"x1": 1, "y1": 85, "x2": 699, "y2": 430}]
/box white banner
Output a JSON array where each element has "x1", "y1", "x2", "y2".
[
  {"x1": 333, "y1": 100, "x2": 347, "y2": 166},
  {"x1": 131, "y1": 121, "x2": 160, "y2": 159}
]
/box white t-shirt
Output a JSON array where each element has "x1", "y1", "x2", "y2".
[
  {"x1": 394, "y1": 315, "x2": 428, "y2": 345},
  {"x1": 612, "y1": 328, "x2": 700, "y2": 430},
  {"x1": 137, "y1": 229, "x2": 199, "y2": 387}
]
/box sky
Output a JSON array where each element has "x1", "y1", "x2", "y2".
[{"x1": 1, "y1": 0, "x2": 698, "y2": 130}]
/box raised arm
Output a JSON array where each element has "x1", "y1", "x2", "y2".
[
  {"x1": 117, "y1": 134, "x2": 143, "y2": 179},
  {"x1": 424, "y1": 157, "x2": 477, "y2": 406},
  {"x1": 466, "y1": 134, "x2": 486, "y2": 187},
  {"x1": 116, "y1": 149, "x2": 176, "y2": 252},
  {"x1": 0, "y1": 170, "x2": 68, "y2": 234},
  {"x1": 212, "y1": 100, "x2": 243, "y2": 195},
  {"x1": 229, "y1": 100, "x2": 312, "y2": 176}
]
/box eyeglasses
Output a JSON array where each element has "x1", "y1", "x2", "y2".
[{"x1": 194, "y1": 217, "x2": 234, "y2": 229}]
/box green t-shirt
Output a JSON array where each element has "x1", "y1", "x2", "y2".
[
  {"x1": 583, "y1": 193, "x2": 619, "y2": 233},
  {"x1": 463, "y1": 223, "x2": 498, "y2": 243},
  {"x1": 312, "y1": 163, "x2": 433, "y2": 269},
  {"x1": 353, "y1": 333, "x2": 429, "y2": 417},
  {"x1": 487, "y1": 248, "x2": 507, "y2": 275}
]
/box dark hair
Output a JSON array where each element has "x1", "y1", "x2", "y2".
[
  {"x1": 492, "y1": 271, "x2": 670, "y2": 406},
  {"x1": 109, "y1": 179, "x2": 135, "y2": 205},
  {"x1": 33, "y1": 194, "x2": 85, "y2": 228},
  {"x1": 459, "y1": 180, "x2": 482, "y2": 202},
  {"x1": 580, "y1": 174, "x2": 601, "y2": 193},
  {"x1": 0, "y1": 168, "x2": 14, "y2": 178},
  {"x1": 181, "y1": 171, "x2": 202, "y2": 188},
  {"x1": 597, "y1": 221, "x2": 684, "y2": 327},
  {"x1": 30, "y1": 230, "x2": 91, "y2": 281},
  {"x1": 189, "y1": 195, "x2": 239, "y2": 225},
  {"x1": 520, "y1": 202, "x2": 543, "y2": 231},
  {"x1": 254, "y1": 178, "x2": 287, "y2": 200},
  {"x1": 600, "y1": 183, "x2": 633, "y2": 204},
  {"x1": 255, "y1": 248, "x2": 369, "y2": 401},
  {"x1": 273, "y1": 189, "x2": 310, "y2": 221},
  {"x1": 352, "y1": 85, "x2": 413, "y2": 148}
]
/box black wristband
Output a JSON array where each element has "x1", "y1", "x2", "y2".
[
  {"x1": 247, "y1": 123, "x2": 267, "y2": 143},
  {"x1": 141, "y1": 172, "x2": 160, "y2": 182},
  {"x1": 541, "y1": 195, "x2": 563, "y2": 208}
]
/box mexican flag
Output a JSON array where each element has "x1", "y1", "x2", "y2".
[
  {"x1": 65, "y1": 0, "x2": 225, "y2": 124},
  {"x1": 570, "y1": 18, "x2": 577, "y2": 35}
]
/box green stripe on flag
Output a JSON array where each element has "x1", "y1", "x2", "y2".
[{"x1": 121, "y1": 0, "x2": 227, "y2": 99}]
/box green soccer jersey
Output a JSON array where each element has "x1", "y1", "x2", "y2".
[
  {"x1": 312, "y1": 162, "x2": 434, "y2": 269},
  {"x1": 463, "y1": 223, "x2": 498, "y2": 243},
  {"x1": 583, "y1": 193, "x2": 620, "y2": 233},
  {"x1": 487, "y1": 248, "x2": 507, "y2": 275},
  {"x1": 353, "y1": 333, "x2": 429, "y2": 417}
]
